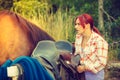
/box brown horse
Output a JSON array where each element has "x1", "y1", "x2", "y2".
[{"x1": 0, "y1": 10, "x2": 54, "y2": 66}]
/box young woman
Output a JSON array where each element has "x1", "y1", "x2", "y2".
[{"x1": 74, "y1": 13, "x2": 108, "y2": 80}]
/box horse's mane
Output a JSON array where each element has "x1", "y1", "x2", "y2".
[{"x1": 0, "y1": 10, "x2": 54, "y2": 45}]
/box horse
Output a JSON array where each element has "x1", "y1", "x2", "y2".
[
  {"x1": 0, "y1": 10, "x2": 54, "y2": 66},
  {"x1": 0, "y1": 10, "x2": 84, "y2": 80}
]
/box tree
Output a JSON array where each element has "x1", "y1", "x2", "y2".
[
  {"x1": 98, "y1": 0, "x2": 104, "y2": 33},
  {"x1": 0, "y1": 0, "x2": 13, "y2": 10}
]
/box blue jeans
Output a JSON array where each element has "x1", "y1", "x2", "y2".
[{"x1": 85, "y1": 70, "x2": 104, "y2": 80}]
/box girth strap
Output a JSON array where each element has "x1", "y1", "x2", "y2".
[{"x1": 35, "y1": 56, "x2": 61, "y2": 80}]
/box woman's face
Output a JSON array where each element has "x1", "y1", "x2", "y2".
[{"x1": 75, "y1": 18, "x2": 85, "y2": 35}]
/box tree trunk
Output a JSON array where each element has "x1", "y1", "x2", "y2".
[{"x1": 98, "y1": 0, "x2": 104, "y2": 32}]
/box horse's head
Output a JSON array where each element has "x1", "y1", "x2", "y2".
[{"x1": 0, "y1": 10, "x2": 54, "y2": 66}]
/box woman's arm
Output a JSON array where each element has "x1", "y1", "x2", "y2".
[{"x1": 86, "y1": 40, "x2": 108, "y2": 73}]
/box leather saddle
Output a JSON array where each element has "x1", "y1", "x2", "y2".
[
  {"x1": 55, "y1": 40, "x2": 85, "y2": 80},
  {"x1": 31, "y1": 40, "x2": 61, "y2": 80}
]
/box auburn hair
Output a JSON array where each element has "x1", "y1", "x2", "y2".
[{"x1": 75, "y1": 13, "x2": 101, "y2": 35}]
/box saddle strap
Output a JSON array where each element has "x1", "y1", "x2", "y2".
[
  {"x1": 40, "y1": 56, "x2": 61, "y2": 80},
  {"x1": 59, "y1": 57, "x2": 85, "y2": 80}
]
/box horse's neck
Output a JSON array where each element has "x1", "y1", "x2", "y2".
[
  {"x1": 0, "y1": 19, "x2": 34, "y2": 65},
  {"x1": 0, "y1": 10, "x2": 54, "y2": 66}
]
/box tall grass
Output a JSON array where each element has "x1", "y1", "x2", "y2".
[
  {"x1": 35, "y1": 9, "x2": 75, "y2": 41},
  {"x1": 11, "y1": 1, "x2": 75, "y2": 41},
  {"x1": 27, "y1": 10, "x2": 75, "y2": 41}
]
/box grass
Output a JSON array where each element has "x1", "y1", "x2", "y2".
[{"x1": 16, "y1": 9, "x2": 75, "y2": 41}]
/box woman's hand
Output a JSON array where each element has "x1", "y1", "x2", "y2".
[{"x1": 76, "y1": 65, "x2": 85, "y2": 73}]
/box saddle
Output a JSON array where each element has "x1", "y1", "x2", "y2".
[
  {"x1": 31, "y1": 40, "x2": 61, "y2": 80},
  {"x1": 55, "y1": 40, "x2": 85, "y2": 80},
  {"x1": 31, "y1": 40, "x2": 85, "y2": 80},
  {"x1": 59, "y1": 53, "x2": 85, "y2": 80}
]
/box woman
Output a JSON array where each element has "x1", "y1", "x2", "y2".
[{"x1": 74, "y1": 13, "x2": 108, "y2": 80}]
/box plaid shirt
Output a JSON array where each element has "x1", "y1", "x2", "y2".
[{"x1": 75, "y1": 31, "x2": 108, "y2": 74}]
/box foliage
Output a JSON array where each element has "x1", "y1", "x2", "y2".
[
  {"x1": 106, "y1": 62, "x2": 120, "y2": 79},
  {"x1": 11, "y1": 1, "x2": 76, "y2": 42},
  {"x1": 103, "y1": 0, "x2": 120, "y2": 61},
  {"x1": 106, "y1": 0, "x2": 120, "y2": 19},
  {"x1": 105, "y1": 19, "x2": 120, "y2": 61},
  {"x1": 11, "y1": 0, "x2": 49, "y2": 19},
  {"x1": 0, "y1": 0, "x2": 13, "y2": 10},
  {"x1": 48, "y1": 0, "x2": 98, "y2": 25}
]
